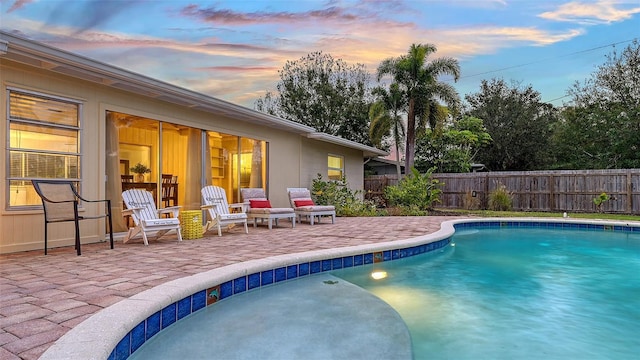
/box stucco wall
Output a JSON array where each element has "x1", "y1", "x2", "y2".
[
  {"x1": 0, "y1": 60, "x2": 365, "y2": 254},
  {"x1": 300, "y1": 139, "x2": 365, "y2": 197}
]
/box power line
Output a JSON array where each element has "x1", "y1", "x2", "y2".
[
  {"x1": 545, "y1": 94, "x2": 572, "y2": 103},
  {"x1": 445, "y1": 37, "x2": 638, "y2": 81}
]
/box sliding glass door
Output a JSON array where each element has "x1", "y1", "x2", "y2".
[{"x1": 106, "y1": 111, "x2": 267, "y2": 232}]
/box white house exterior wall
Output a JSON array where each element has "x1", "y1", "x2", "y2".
[
  {"x1": 0, "y1": 60, "x2": 367, "y2": 254},
  {"x1": 300, "y1": 139, "x2": 365, "y2": 199}
]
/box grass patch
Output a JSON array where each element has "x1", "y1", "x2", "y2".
[{"x1": 436, "y1": 208, "x2": 640, "y2": 222}]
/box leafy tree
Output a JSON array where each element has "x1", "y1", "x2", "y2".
[
  {"x1": 553, "y1": 40, "x2": 640, "y2": 169},
  {"x1": 465, "y1": 78, "x2": 557, "y2": 171},
  {"x1": 255, "y1": 51, "x2": 372, "y2": 145},
  {"x1": 310, "y1": 174, "x2": 378, "y2": 216},
  {"x1": 369, "y1": 83, "x2": 406, "y2": 178},
  {"x1": 415, "y1": 115, "x2": 492, "y2": 173},
  {"x1": 377, "y1": 43, "x2": 461, "y2": 171},
  {"x1": 254, "y1": 91, "x2": 280, "y2": 116}
]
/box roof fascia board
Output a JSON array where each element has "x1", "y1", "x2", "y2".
[
  {"x1": 0, "y1": 39, "x2": 8, "y2": 55},
  {"x1": 307, "y1": 132, "x2": 388, "y2": 157}
]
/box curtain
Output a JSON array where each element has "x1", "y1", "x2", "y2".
[
  {"x1": 249, "y1": 139, "x2": 263, "y2": 188},
  {"x1": 105, "y1": 112, "x2": 127, "y2": 232},
  {"x1": 204, "y1": 134, "x2": 212, "y2": 187},
  {"x1": 184, "y1": 128, "x2": 202, "y2": 210}
]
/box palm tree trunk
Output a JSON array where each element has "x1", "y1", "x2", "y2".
[
  {"x1": 394, "y1": 142, "x2": 402, "y2": 179},
  {"x1": 405, "y1": 97, "x2": 416, "y2": 170}
]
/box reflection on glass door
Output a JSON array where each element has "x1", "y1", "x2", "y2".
[
  {"x1": 160, "y1": 123, "x2": 189, "y2": 209},
  {"x1": 207, "y1": 132, "x2": 238, "y2": 203},
  {"x1": 120, "y1": 144, "x2": 152, "y2": 181},
  {"x1": 115, "y1": 115, "x2": 159, "y2": 202},
  {"x1": 206, "y1": 132, "x2": 266, "y2": 204},
  {"x1": 244, "y1": 138, "x2": 266, "y2": 189}
]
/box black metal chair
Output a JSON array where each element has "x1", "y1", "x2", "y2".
[{"x1": 32, "y1": 180, "x2": 114, "y2": 256}]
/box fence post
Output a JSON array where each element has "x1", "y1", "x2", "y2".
[
  {"x1": 484, "y1": 173, "x2": 490, "y2": 208},
  {"x1": 627, "y1": 169, "x2": 633, "y2": 214},
  {"x1": 549, "y1": 174, "x2": 555, "y2": 211}
]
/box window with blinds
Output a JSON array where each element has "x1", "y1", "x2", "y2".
[
  {"x1": 7, "y1": 89, "x2": 82, "y2": 207},
  {"x1": 328, "y1": 154, "x2": 344, "y2": 181}
]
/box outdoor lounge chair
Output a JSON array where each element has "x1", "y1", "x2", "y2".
[
  {"x1": 201, "y1": 185, "x2": 249, "y2": 236},
  {"x1": 287, "y1": 188, "x2": 336, "y2": 225},
  {"x1": 32, "y1": 180, "x2": 114, "y2": 256},
  {"x1": 240, "y1": 188, "x2": 296, "y2": 229},
  {"x1": 122, "y1": 189, "x2": 182, "y2": 245}
]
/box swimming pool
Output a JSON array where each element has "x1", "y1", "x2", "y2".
[
  {"x1": 39, "y1": 219, "x2": 640, "y2": 359},
  {"x1": 332, "y1": 226, "x2": 640, "y2": 359}
]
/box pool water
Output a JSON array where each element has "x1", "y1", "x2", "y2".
[
  {"x1": 128, "y1": 272, "x2": 413, "y2": 359},
  {"x1": 332, "y1": 228, "x2": 640, "y2": 359}
]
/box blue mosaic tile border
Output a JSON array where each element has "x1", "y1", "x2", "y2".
[
  {"x1": 454, "y1": 220, "x2": 640, "y2": 233},
  {"x1": 108, "y1": 219, "x2": 640, "y2": 359},
  {"x1": 108, "y1": 238, "x2": 450, "y2": 360}
]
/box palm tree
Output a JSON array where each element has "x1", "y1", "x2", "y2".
[
  {"x1": 377, "y1": 43, "x2": 461, "y2": 170},
  {"x1": 369, "y1": 83, "x2": 406, "y2": 178}
]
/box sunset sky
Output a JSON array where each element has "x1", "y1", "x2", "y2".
[{"x1": 1, "y1": 0, "x2": 639, "y2": 108}]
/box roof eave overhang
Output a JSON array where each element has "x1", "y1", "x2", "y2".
[
  {"x1": 369, "y1": 158, "x2": 405, "y2": 167},
  {"x1": 307, "y1": 133, "x2": 388, "y2": 157},
  {"x1": 0, "y1": 31, "x2": 315, "y2": 135},
  {"x1": 0, "y1": 31, "x2": 387, "y2": 158}
]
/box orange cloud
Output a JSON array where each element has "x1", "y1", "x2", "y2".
[
  {"x1": 194, "y1": 65, "x2": 279, "y2": 72},
  {"x1": 30, "y1": 14, "x2": 587, "y2": 106}
]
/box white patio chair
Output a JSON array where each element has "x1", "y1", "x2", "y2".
[
  {"x1": 201, "y1": 185, "x2": 249, "y2": 236},
  {"x1": 287, "y1": 188, "x2": 336, "y2": 225},
  {"x1": 240, "y1": 188, "x2": 296, "y2": 229},
  {"x1": 122, "y1": 189, "x2": 182, "y2": 245}
]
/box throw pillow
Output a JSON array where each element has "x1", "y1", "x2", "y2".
[
  {"x1": 250, "y1": 199, "x2": 272, "y2": 208},
  {"x1": 294, "y1": 199, "x2": 315, "y2": 207}
]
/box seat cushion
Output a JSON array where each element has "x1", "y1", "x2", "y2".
[
  {"x1": 248, "y1": 207, "x2": 294, "y2": 214},
  {"x1": 220, "y1": 213, "x2": 247, "y2": 220},
  {"x1": 296, "y1": 205, "x2": 335, "y2": 212},
  {"x1": 143, "y1": 218, "x2": 180, "y2": 227}
]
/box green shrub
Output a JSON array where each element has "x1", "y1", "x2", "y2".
[
  {"x1": 593, "y1": 192, "x2": 610, "y2": 212},
  {"x1": 311, "y1": 174, "x2": 378, "y2": 217},
  {"x1": 488, "y1": 184, "x2": 512, "y2": 211},
  {"x1": 337, "y1": 196, "x2": 379, "y2": 217},
  {"x1": 383, "y1": 167, "x2": 443, "y2": 212},
  {"x1": 463, "y1": 190, "x2": 481, "y2": 210}
]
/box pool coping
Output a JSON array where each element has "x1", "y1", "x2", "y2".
[{"x1": 39, "y1": 217, "x2": 640, "y2": 360}]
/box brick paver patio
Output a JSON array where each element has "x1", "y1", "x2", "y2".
[{"x1": 0, "y1": 216, "x2": 467, "y2": 360}]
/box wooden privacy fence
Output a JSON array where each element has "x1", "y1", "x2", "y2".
[{"x1": 365, "y1": 169, "x2": 640, "y2": 214}]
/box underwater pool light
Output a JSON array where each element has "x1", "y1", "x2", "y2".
[{"x1": 371, "y1": 271, "x2": 388, "y2": 280}]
